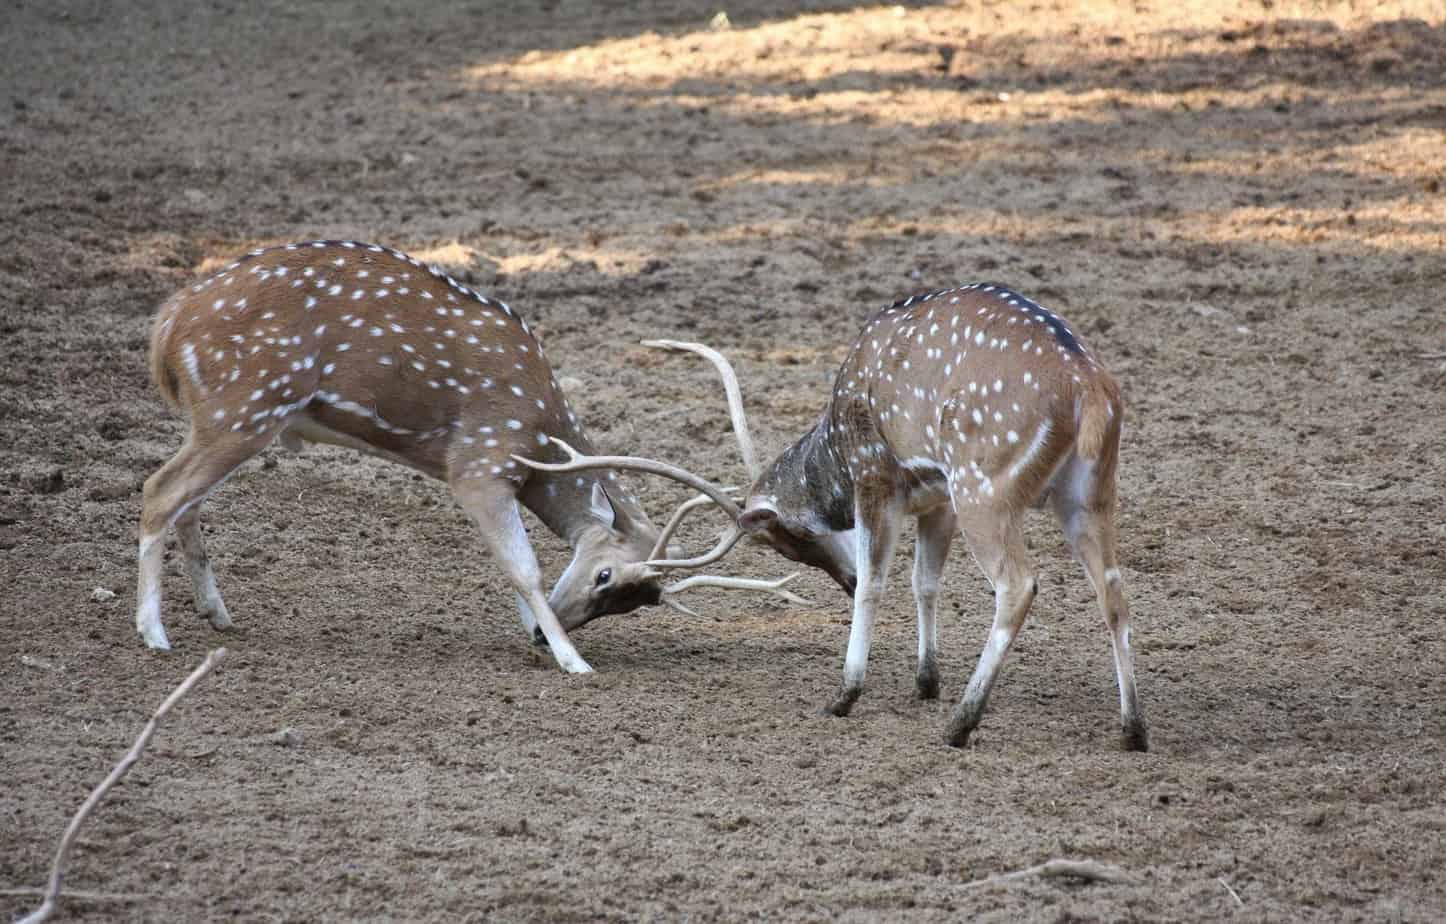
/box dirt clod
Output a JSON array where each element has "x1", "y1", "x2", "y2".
[{"x1": 25, "y1": 469, "x2": 64, "y2": 495}]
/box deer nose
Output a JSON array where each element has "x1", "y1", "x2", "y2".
[{"x1": 842, "y1": 575, "x2": 858, "y2": 596}]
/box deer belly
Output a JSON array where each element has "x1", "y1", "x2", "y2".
[{"x1": 290, "y1": 404, "x2": 451, "y2": 478}]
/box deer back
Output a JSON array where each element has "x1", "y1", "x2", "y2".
[
  {"x1": 823, "y1": 283, "x2": 1122, "y2": 511},
  {"x1": 151, "y1": 241, "x2": 655, "y2": 529}
]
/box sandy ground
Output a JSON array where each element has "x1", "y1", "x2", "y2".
[{"x1": 2, "y1": 1, "x2": 1444, "y2": 920}]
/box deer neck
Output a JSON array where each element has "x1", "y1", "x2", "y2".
[
  {"x1": 775, "y1": 417, "x2": 855, "y2": 532},
  {"x1": 518, "y1": 429, "x2": 654, "y2": 547}
]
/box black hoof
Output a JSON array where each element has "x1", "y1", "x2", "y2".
[
  {"x1": 531, "y1": 628, "x2": 549, "y2": 648},
  {"x1": 820, "y1": 686, "x2": 861, "y2": 717},
  {"x1": 1121, "y1": 721, "x2": 1150, "y2": 753},
  {"x1": 944, "y1": 712, "x2": 976, "y2": 749},
  {"x1": 915, "y1": 654, "x2": 939, "y2": 700}
]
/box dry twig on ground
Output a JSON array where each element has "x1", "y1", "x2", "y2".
[
  {"x1": 1, "y1": 887, "x2": 149, "y2": 903},
  {"x1": 1420, "y1": 350, "x2": 1446, "y2": 384},
  {"x1": 1218, "y1": 875, "x2": 1245, "y2": 908},
  {"x1": 961, "y1": 858, "x2": 1137, "y2": 891},
  {"x1": 13, "y1": 648, "x2": 227, "y2": 924}
]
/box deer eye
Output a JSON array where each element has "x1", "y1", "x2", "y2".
[{"x1": 595, "y1": 568, "x2": 612, "y2": 587}]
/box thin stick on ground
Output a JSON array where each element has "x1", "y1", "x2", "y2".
[
  {"x1": 1218, "y1": 875, "x2": 1245, "y2": 908},
  {"x1": 1, "y1": 888, "x2": 150, "y2": 903},
  {"x1": 14, "y1": 648, "x2": 227, "y2": 924},
  {"x1": 960, "y1": 858, "x2": 1137, "y2": 891}
]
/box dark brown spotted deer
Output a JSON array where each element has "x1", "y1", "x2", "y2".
[
  {"x1": 139, "y1": 240, "x2": 805, "y2": 672},
  {"x1": 521, "y1": 285, "x2": 1148, "y2": 749}
]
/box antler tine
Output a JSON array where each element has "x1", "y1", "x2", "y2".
[
  {"x1": 662, "y1": 597, "x2": 701, "y2": 618},
  {"x1": 645, "y1": 524, "x2": 743, "y2": 570},
  {"x1": 512, "y1": 437, "x2": 741, "y2": 518},
  {"x1": 649, "y1": 491, "x2": 736, "y2": 562},
  {"x1": 662, "y1": 572, "x2": 815, "y2": 609},
  {"x1": 642, "y1": 340, "x2": 760, "y2": 480}
]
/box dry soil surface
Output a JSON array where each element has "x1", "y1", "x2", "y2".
[{"x1": 2, "y1": 1, "x2": 1444, "y2": 921}]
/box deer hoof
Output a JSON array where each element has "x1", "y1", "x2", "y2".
[
  {"x1": 915, "y1": 670, "x2": 940, "y2": 701},
  {"x1": 915, "y1": 652, "x2": 940, "y2": 699},
  {"x1": 1121, "y1": 720, "x2": 1150, "y2": 753},
  {"x1": 819, "y1": 686, "x2": 861, "y2": 717},
  {"x1": 944, "y1": 714, "x2": 976, "y2": 749}
]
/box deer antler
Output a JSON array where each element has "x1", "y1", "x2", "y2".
[
  {"x1": 647, "y1": 526, "x2": 745, "y2": 570},
  {"x1": 512, "y1": 441, "x2": 813, "y2": 613},
  {"x1": 515, "y1": 437, "x2": 740, "y2": 514},
  {"x1": 512, "y1": 438, "x2": 744, "y2": 569},
  {"x1": 648, "y1": 490, "x2": 739, "y2": 562},
  {"x1": 662, "y1": 572, "x2": 813, "y2": 608},
  {"x1": 642, "y1": 340, "x2": 761, "y2": 481}
]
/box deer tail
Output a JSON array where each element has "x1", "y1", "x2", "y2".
[
  {"x1": 1075, "y1": 372, "x2": 1123, "y2": 465},
  {"x1": 148, "y1": 303, "x2": 182, "y2": 414}
]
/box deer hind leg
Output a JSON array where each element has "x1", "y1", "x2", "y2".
[
  {"x1": 912, "y1": 505, "x2": 956, "y2": 700},
  {"x1": 945, "y1": 509, "x2": 1037, "y2": 748},
  {"x1": 1052, "y1": 455, "x2": 1148, "y2": 752},
  {"x1": 450, "y1": 477, "x2": 592, "y2": 674},
  {"x1": 175, "y1": 504, "x2": 231, "y2": 630},
  {"x1": 825, "y1": 491, "x2": 904, "y2": 717},
  {"x1": 137, "y1": 432, "x2": 269, "y2": 650}
]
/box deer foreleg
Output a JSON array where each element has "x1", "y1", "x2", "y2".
[
  {"x1": 825, "y1": 492, "x2": 903, "y2": 717},
  {"x1": 455, "y1": 481, "x2": 592, "y2": 674},
  {"x1": 514, "y1": 592, "x2": 541, "y2": 642}
]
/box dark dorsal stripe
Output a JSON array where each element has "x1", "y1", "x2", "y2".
[{"x1": 878, "y1": 283, "x2": 1086, "y2": 356}]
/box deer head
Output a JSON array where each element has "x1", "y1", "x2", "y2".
[
  {"x1": 512, "y1": 438, "x2": 812, "y2": 621},
  {"x1": 735, "y1": 425, "x2": 858, "y2": 597},
  {"x1": 543, "y1": 481, "x2": 667, "y2": 633}
]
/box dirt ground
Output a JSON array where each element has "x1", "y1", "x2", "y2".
[{"x1": 2, "y1": 0, "x2": 1444, "y2": 920}]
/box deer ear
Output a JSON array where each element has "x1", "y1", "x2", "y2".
[
  {"x1": 738, "y1": 505, "x2": 778, "y2": 533},
  {"x1": 589, "y1": 481, "x2": 618, "y2": 530}
]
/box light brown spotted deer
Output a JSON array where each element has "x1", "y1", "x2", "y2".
[
  {"x1": 139, "y1": 240, "x2": 806, "y2": 671},
  {"x1": 519, "y1": 284, "x2": 1148, "y2": 749}
]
